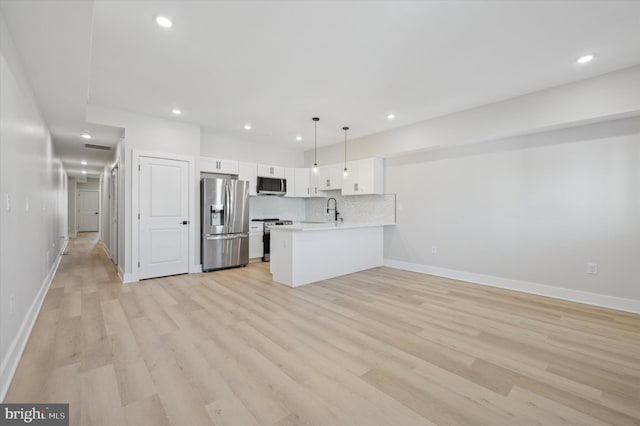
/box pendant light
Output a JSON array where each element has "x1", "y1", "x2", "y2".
[
  {"x1": 312, "y1": 117, "x2": 319, "y2": 174},
  {"x1": 342, "y1": 126, "x2": 349, "y2": 177}
]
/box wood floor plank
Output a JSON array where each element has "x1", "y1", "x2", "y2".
[
  {"x1": 123, "y1": 394, "x2": 171, "y2": 426},
  {"x1": 5, "y1": 233, "x2": 640, "y2": 426},
  {"x1": 81, "y1": 364, "x2": 127, "y2": 426}
]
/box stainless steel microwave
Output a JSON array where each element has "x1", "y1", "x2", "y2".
[{"x1": 257, "y1": 176, "x2": 286, "y2": 195}]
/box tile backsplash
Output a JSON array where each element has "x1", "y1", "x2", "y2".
[
  {"x1": 250, "y1": 196, "x2": 306, "y2": 221},
  {"x1": 305, "y1": 192, "x2": 396, "y2": 225}
]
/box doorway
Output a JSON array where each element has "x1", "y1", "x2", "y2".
[
  {"x1": 109, "y1": 166, "x2": 118, "y2": 264},
  {"x1": 77, "y1": 190, "x2": 99, "y2": 232},
  {"x1": 137, "y1": 156, "x2": 190, "y2": 280}
]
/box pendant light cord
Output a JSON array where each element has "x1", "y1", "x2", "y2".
[
  {"x1": 342, "y1": 126, "x2": 349, "y2": 176},
  {"x1": 344, "y1": 128, "x2": 347, "y2": 169},
  {"x1": 312, "y1": 117, "x2": 319, "y2": 170}
]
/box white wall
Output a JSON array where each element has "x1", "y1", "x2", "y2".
[
  {"x1": 87, "y1": 106, "x2": 200, "y2": 281},
  {"x1": 305, "y1": 65, "x2": 640, "y2": 166},
  {"x1": 77, "y1": 177, "x2": 99, "y2": 190},
  {"x1": 384, "y1": 117, "x2": 640, "y2": 303},
  {"x1": 67, "y1": 177, "x2": 77, "y2": 237},
  {"x1": 99, "y1": 137, "x2": 123, "y2": 268},
  {"x1": 201, "y1": 131, "x2": 304, "y2": 167},
  {"x1": 303, "y1": 67, "x2": 640, "y2": 311},
  {"x1": 0, "y1": 10, "x2": 67, "y2": 400},
  {"x1": 100, "y1": 173, "x2": 110, "y2": 255}
]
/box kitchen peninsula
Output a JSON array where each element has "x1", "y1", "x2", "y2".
[{"x1": 270, "y1": 222, "x2": 394, "y2": 287}]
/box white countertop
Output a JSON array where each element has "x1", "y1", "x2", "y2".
[{"x1": 271, "y1": 221, "x2": 395, "y2": 232}]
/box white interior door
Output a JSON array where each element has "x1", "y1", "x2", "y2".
[
  {"x1": 109, "y1": 167, "x2": 118, "y2": 264},
  {"x1": 138, "y1": 156, "x2": 189, "y2": 280},
  {"x1": 77, "y1": 190, "x2": 99, "y2": 232}
]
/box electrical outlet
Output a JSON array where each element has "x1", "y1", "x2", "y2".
[
  {"x1": 431, "y1": 245, "x2": 438, "y2": 254},
  {"x1": 9, "y1": 295, "x2": 14, "y2": 315},
  {"x1": 587, "y1": 263, "x2": 598, "y2": 275}
]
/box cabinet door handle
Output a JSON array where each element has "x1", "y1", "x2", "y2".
[
  {"x1": 354, "y1": 183, "x2": 358, "y2": 191},
  {"x1": 270, "y1": 167, "x2": 274, "y2": 175},
  {"x1": 307, "y1": 187, "x2": 309, "y2": 195},
  {"x1": 326, "y1": 179, "x2": 330, "y2": 187},
  {"x1": 315, "y1": 187, "x2": 317, "y2": 194}
]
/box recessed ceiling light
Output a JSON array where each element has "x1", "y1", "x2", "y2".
[
  {"x1": 387, "y1": 113, "x2": 396, "y2": 120},
  {"x1": 155, "y1": 16, "x2": 173, "y2": 28},
  {"x1": 576, "y1": 54, "x2": 594, "y2": 64},
  {"x1": 243, "y1": 124, "x2": 252, "y2": 130},
  {"x1": 81, "y1": 170, "x2": 87, "y2": 174},
  {"x1": 81, "y1": 161, "x2": 87, "y2": 165},
  {"x1": 295, "y1": 136, "x2": 302, "y2": 141},
  {"x1": 171, "y1": 109, "x2": 182, "y2": 115},
  {"x1": 81, "y1": 132, "x2": 91, "y2": 139}
]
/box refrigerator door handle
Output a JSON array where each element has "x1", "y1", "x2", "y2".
[
  {"x1": 225, "y1": 182, "x2": 232, "y2": 234},
  {"x1": 205, "y1": 234, "x2": 248, "y2": 240}
]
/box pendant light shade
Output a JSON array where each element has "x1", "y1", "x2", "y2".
[
  {"x1": 312, "y1": 117, "x2": 319, "y2": 174},
  {"x1": 342, "y1": 126, "x2": 349, "y2": 177}
]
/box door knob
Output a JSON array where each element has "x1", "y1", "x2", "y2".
[{"x1": 180, "y1": 220, "x2": 189, "y2": 225}]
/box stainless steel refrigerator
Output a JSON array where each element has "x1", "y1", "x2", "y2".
[{"x1": 201, "y1": 177, "x2": 250, "y2": 271}]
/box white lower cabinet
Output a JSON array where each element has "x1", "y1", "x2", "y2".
[{"x1": 249, "y1": 222, "x2": 264, "y2": 260}]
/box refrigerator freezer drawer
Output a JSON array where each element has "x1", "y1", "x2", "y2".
[{"x1": 202, "y1": 234, "x2": 249, "y2": 271}]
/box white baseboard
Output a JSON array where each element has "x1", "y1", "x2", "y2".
[
  {"x1": 383, "y1": 259, "x2": 640, "y2": 314},
  {"x1": 0, "y1": 240, "x2": 68, "y2": 402},
  {"x1": 122, "y1": 272, "x2": 137, "y2": 284},
  {"x1": 190, "y1": 264, "x2": 203, "y2": 274},
  {"x1": 102, "y1": 243, "x2": 111, "y2": 260}
]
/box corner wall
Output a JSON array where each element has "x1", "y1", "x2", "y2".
[
  {"x1": 0, "y1": 10, "x2": 67, "y2": 400},
  {"x1": 384, "y1": 117, "x2": 640, "y2": 309},
  {"x1": 305, "y1": 66, "x2": 640, "y2": 311}
]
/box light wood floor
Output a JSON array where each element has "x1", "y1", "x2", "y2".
[{"x1": 6, "y1": 233, "x2": 640, "y2": 425}]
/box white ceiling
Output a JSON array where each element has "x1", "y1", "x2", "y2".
[{"x1": 2, "y1": 1, "x2": 640, "y2": 176}]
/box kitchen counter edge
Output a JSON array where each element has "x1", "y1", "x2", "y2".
[{"x1": 270, "y1": 222, "x2": 395, "y2": 232}]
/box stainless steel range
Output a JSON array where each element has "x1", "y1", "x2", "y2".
[{"x1": 251, "y1": 218, "x2": 293, "y2": 261}]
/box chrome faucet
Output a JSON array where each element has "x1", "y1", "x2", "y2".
[{"x1": 326, "y1": 197, "x2": 340, "y2": 222}]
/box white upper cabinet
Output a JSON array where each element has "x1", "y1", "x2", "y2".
[
  {"x1": 341, "y1": 158, "x2": 384, "y2": 195},
  {"x1": 294, "y1": 168, "x2": 310, "y2": 197},
  {"x1": 257, "y1": 164, "x2": 286, "y2": 178},
  {"x1": 309, "y1": 170, "x2": 323, "y2": 197},
  {"x1": 293, "y1": 168, "x2": 322, "y2": 198},
  {"x1": 318, "y1": 164, "x2": 343, "y2": 191},
  {"x1": 200, "y1": 156, "x2": 239, "y2": 175},
  {"x1": 284, "y1": 168, "x2": 296, "y2": 198},
  {"x1": 238, "y1": 162, "x2": 258, "y2": 196}
]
